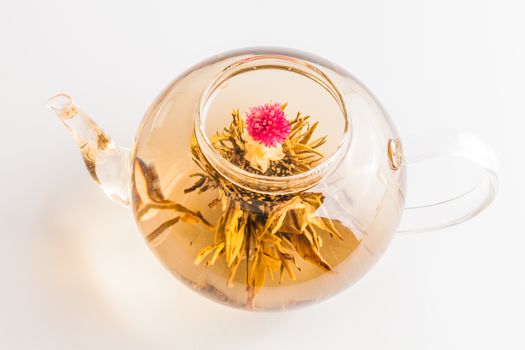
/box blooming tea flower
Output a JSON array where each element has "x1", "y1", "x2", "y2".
[{"x1": 246, "y1": 103, "x2": 291, "y2": 147}]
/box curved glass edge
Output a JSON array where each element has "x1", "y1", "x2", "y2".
[{"x1": 398, "y1": 130, "x2": 499, "y2": 234}]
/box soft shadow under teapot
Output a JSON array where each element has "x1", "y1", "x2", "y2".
[{"x1": 49, "y1": 48, "x2": 498, "y2": 311}]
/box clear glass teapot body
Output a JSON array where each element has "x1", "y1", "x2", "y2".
[{"x1": 131, "y1": 48, "x2": 405, "y2": 309}]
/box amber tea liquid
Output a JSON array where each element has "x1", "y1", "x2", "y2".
[{"x1": 131, "y1": 54, "x2": 405, "y2": 310}]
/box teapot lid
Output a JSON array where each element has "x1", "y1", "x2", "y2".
[{"x1": 195, "y1": 53, "x2": 352, "y2": 194}]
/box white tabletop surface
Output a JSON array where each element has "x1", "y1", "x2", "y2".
[{"x1": 1, "y1": 1, "x2": 524, "y2": 349}]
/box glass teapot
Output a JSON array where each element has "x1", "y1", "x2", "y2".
[{"x1": 49, "y1": 48, "x2": 498, "y2": 311}]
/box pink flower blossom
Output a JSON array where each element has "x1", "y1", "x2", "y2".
[{"x1": 246, "y1": 103, "x2": 291, "y2": 147}]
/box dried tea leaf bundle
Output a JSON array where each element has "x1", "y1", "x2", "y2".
[{"x1": 136, "y1": 103, "x2": 350, "y2": 303}]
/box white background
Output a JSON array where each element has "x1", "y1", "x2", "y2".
[{"x1": 1, "y1": 1, "x2": 524, "y2": 349}]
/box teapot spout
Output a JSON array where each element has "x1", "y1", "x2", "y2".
[{"x1": 48, "y1": 93, "x2": 131, "y2": 206}]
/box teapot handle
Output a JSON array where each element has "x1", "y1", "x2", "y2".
[{"x1": 397, "y1": 131, "x2": 499, "y2": 234}]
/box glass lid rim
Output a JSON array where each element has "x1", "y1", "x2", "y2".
[{"x1": 195, "y1": 54, "x2": 352, "y2": 191}]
